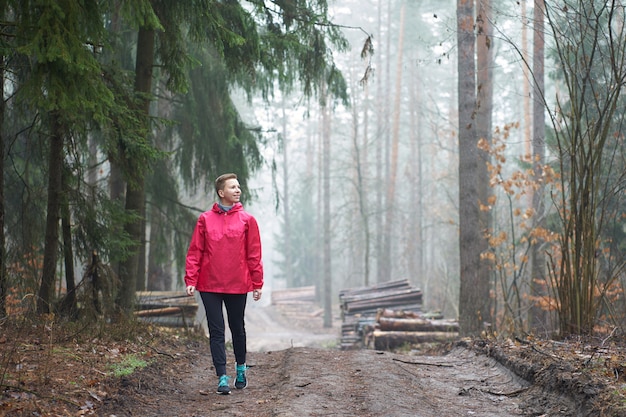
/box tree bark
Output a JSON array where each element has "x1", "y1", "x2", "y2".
[
  {"x1": 457, "y1": 0, "x2": 489, "y2": 336},
  {"x1": 407, "y1": 49, "x2": 423, "y2": 291},
  {"x1": 322, "y1": 81, "x2": 332, "y2": 328},
  {"x1": 381, "y1": 0, "x2": 406, "y2": 283},
  {"x1": 147, "y1": 209, "x2": 172, "y2": 291},
  {"x1": 361, "y1": 78, "x2": 371, "y2": 287},
  {"x1": 351, "y1": 64, "x2": 371, "y2": 287},
  {"x1": 0, "y1": 54, "x2": 5, "y2": 317},
  {"x1": 374, "y1": 0, "x2": 388, "y2": 284},
  {"x1": 475, "y1": 0, "x2": 494, "y2": 327},
  {"x1": 281, "y1": 100, "x2": 293, "y2": 287},
  {"x1": 38, "y1": 113, "x2": 64, "y2": 314},
  {"x1": 521, "y1": 0, "x2": 532, "y2": 161},
  {"x1": 116, "y1": 26, "x2": 155, "y2": 314},
  {"x1": 59, "y1": 171, "x2": 77, "y2": 317},
  {"x1": 529, "y1": 0, "x2": 547, "y2": 333}
]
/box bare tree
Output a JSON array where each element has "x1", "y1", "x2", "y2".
[
  {"x1": 529, "y1": 0, "x2": 548, "y2": 333},
  {"x1": 545, "y1": 1, "x2": 626, "y2": 335},
  {"x1": 380, "y1": 0, "x2": 406, "y2": 282}
]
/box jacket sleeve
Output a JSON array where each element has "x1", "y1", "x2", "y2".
[
  {"x1": 246, "y1": 215, "x2": 264, "y2": 289},
  {"x1": 184, "y1": 214, "x2": 205, "y2": 287}
]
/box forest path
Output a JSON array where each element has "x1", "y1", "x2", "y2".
[{"x1": 99, "y1": 302, "x2": 586, "y2": 416}]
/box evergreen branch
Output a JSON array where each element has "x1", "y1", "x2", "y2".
[
  {"x1": 249, "y1": 0, "x2": 370, "y2": 38},
  {"x1": 146, "y1": 197, "x2": 204, "y2": 215}
]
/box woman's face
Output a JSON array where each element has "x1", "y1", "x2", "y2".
[{"x1": 219, "y1": 178, "x2": 241, "y2": 206}]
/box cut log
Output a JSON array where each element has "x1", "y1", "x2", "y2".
[
  {"x1": 367, "y1": 330, "x2": 459, "y2": 350},
  {"x1": 340, "y1": 287, "x2": 420, "y2": 305},
  {"x1": 135, "y1": 306, "x2": 182, "y2": 317},
  {"x1": 378, "y1": 317, "x2": 459, "y2": 333},
  {"x1": 376, "y1": 308, "x2": 422, "y2": 320},
  {"x1": 341, "y1": 289, "x2": 423, "y2": 314},
  {"x1": 339, "y1": 279, "x2": 413, "y2": 298},
  {"x1": 136, "y1": 291, "x2": 188, "y2": 298}
]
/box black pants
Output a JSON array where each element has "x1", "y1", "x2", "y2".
[{"x1": 200, "y1": 292, "x2": 247, "y2": 376}]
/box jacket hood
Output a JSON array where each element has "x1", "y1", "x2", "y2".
[{"x1": 211, "y1": 202, "x2": 243, "y2": 214}]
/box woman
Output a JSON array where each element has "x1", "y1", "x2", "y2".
[{"x1": 184, "y1": 173, "x2": 264, "y2": 394}]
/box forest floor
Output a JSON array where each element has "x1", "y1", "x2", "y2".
[{"x1": 2, "y1": 300, "x2": 626, "y2": 417}]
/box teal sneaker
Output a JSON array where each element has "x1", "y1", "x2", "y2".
[
  {"x1": 217, "y1": 374, "x2": 231, "y2": 395},
  {"x1": 235, "y1": 363, "x2": 248, "y2": 389}
]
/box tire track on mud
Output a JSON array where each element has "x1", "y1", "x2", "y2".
[{"x1": 257, "y1": 347, "x2": 530, "y2": 417}]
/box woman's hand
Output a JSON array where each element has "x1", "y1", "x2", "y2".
[
  {"x1": 253, "y1": 289, "x2": 262, "y2": 301},
  {"x1": 186, "y1": 285, "x2": 195, "y2": 296}
]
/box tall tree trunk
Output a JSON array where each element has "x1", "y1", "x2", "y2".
[
  {"x1": 107, "y1": 2, "x2": 126, "y2": 283},
  {"x1": 530, "y1": 0, "x2": 547, "y2": 333},
  {"x1": 381, "y1": 0, "x2": 406, "y2": 282},
  {"x1": 147, "y1": 210, "x2": 171, "y2": 291},
  {"x1": 348, "y1": 82, "x2": 360, "y2": 288},
  {"x1": 74, "y1": 134, "x2": 100, "y2": 315},
  {"x1": 137, "y1": 210, "x2": 147, "y2": 291},
  {"x1": 305, "y1": 106, "x2": 318, "y2": 289},
  {"x1": 117, "y1": 27, "x2": 155, "y2": 314},
  {"x1": 374, "y1": 0, "x2": 386, "y2": 284},
  {"x1": 146, "y1": 87, "x2": 176, "y2": 292},
  {"x1": 353, "y1": 80, "x2": 371, "y2": 287},
  {"x1": 118, "y1": 178, "x2": 145, "y2": 312},
  {"x1": 407, "y1": 52, "x2": 422, "y2": 287},
  {"x1": 315, "y1": 105, "x2": 323, "y2": 303},
  {"x1": 281, "y1": 100, "x2": 293, "y2": 287},
  {"x1": 322, "y1": 84, "x2": 332, "y2": 328},
  {"x1": 38, "y1": 113, "x2": 64, "y2": 314},
  {"x1": 457, "y1": 0, "x2": 488, "y2": 336},
  {"x1": 521, "y1": 0, "x2": 532, "y2": 161},
  {"x1": 60, "y1": 170, "x2": 77, "y2": 317},
  {"x1": 362, "y1": 81, "x2": 371, "y2": 287},
  {"x1": 0, "y1": 54, "x2": 5, "y2": 317},
  {"x1": 476, "y1": 0, "x2": 494, "y2": 327}
]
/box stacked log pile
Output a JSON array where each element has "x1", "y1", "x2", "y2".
[
  {"x1": 339, "y1": 279, "x2": 423, "y2": 350},
  {"x1": 134, "y1": 291, "x2": 198, "y2": 328},
  {"x1": 364, "y1": 308, "x2": 459, "y2": 350},
  {"x1": 339, "y1": 279, "x2": 458, "y2": 350}
]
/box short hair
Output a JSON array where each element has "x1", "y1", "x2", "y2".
[{"x1": 214, "y1": 173, "x2": 238, "y2": 195}]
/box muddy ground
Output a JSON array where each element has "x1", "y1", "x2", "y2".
[{"x1": 2, "y1": 300, "x2": 626, "y2": 416}]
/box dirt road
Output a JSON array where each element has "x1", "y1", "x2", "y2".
[
  {"x1": 219, "y1": 347, "x2": 534, "y2": 416},
  {"x1": 98, "y1": 301, "x2": 594, "y2": 416}
]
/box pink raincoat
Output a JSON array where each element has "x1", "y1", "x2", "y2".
[{"x1": 184, "y1": 202, "x2": 263, "y2": 294}]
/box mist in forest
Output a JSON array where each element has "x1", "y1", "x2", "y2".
[
  {"x1": 236, "y1": 0, "x2": 624, "y2": 337},
  {"x1": 4, "y1": 0, "x2": 624, "y2": 338},
  {"x1": 240, "y1": 0, "x2": 480, "y2": 319}
]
